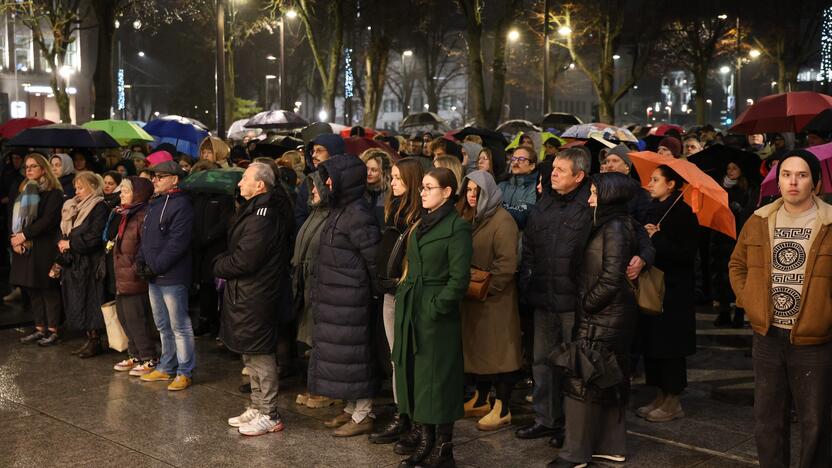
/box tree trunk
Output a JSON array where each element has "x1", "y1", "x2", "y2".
[
  {"x1": 50, "y1": 72, "x2": 72, "y2": 123},
  {"x1": 484, "y1": 22, "x2": 510, "y2": 128},
  {"x1": 362, "y1": 34, "x2": 390, "y2": 127},
  {"x1": 777, "y1": 60, "x2": 798, "y2": 93},
  {"x1": 224, "y1": 45, "x2": 235, "y2": 124},
  {"x1": 462, "y1": 18, "x2": 487, "y2": 127},
  {"x1": 91, "y1": 0, "x2": 117, "y2": 120},
  {"x1": 693, "y1": 69, "x2": 708, "y2": 125}
]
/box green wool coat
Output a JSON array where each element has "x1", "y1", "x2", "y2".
[{"x1": 393, "y1": 211, "x2": 472, "y2": 424}]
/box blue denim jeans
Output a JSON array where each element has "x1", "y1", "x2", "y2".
[{"x1": 148, "y1": 284, "x2": 195, "y2": 377}]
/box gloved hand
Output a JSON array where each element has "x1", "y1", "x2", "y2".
[{"x1": 135, "y1": 261, "x2": 157, "y2": 281}]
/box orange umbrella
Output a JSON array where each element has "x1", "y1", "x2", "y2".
[{"x1": 629, "y1": 151, "x2": 736, "y2": 239}]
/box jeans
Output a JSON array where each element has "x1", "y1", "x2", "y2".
[
  {"x1": 753, "y1": 327, "x2": 832, "y2": 468},
  {"x1": 148, "y1": 283, "x2": 195, "y2": 377},
  {"x1": 533, "y1": 309, "x2": 575, "y2": 429},
  {"x1": 243, "y1": 353, "x2": 280, "y2": 420}
]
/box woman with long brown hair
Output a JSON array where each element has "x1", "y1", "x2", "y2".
[
  {"x1": 11, "y1": 153, "x2": 64, "y2": 345},
  {"x1": 368, "y1": 157, "x2": 424, "y2": 445}
]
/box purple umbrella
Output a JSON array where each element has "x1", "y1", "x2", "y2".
[{"x1": 759, "y1": 142, "x2": 832, "y2": 199}]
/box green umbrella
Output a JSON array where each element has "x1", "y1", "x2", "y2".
[
  {"x1": 180, "y1": 168, "x2": 243, "y2": 196},
  {"x1": 82, "y1": 119, "x2": 154, "y2": 146}
]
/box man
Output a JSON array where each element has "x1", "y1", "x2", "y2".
[
  {"x1": 683, "y1": 136, "x2": 703, "y2": 157},
  {"x1": 498, "y1": 145, "x2": 538, "y2": 230},
  {"x1": 657, "y1": 136, "x2": 682, "y2": 159},
  {"x1": 408, "y1": 133, "x2": 424, "y2": 157},
  {"x1": 136, "y1": 160, "x2": 195, "y2": 391},
  {"x1": 729, "y1": 150, "x2": 832, "y2": 468},
  {"x1": 294, "y1": 133, "x2": 344, "y2": 231},
  {"x1": 216, "y1": 162, "x2": 291, "y2": 436},
  {"x1": 806, "y1": 130, "x2": 828, "y2": 148}
]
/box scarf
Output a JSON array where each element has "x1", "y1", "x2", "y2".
[
  {"x1": 722, "y1": 175, "x2": 738, "y2": 189},
  {"x1": 114, "y1": 201, "x2": 147, "y2": 241},
  {"x1": 418, "y1": 198, "x2": 456, "y2": 236},
  {"x1": 592, "y1": 203, "x2": 630, "y2": 231},
  {"x1": 60, "y1": 193, "x2": 104, "y2": 236},
  {"x1": 11, "y1": 180, "x2": 40, "y2": 234}
]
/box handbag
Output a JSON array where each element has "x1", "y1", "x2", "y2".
[
  {"x1": 380, "y1": 225, "x2": 411, "y2": 289},
  {"x1": 101, "y1": 301, "x2": 129, "y2": 352},
  {"x1": 628, "y1": 267, "x2": 665, "y2": 315},
  {"x1": 465, "y1": 267, "x2": 492, "y2": 302}
]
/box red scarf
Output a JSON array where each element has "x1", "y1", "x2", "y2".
[{"x1": 116, "y1": 202, "x2": 146, "y2": 240}]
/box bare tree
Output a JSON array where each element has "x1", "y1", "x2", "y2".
[
  {"x1": 387, "y1": 50, "x2": 419, "y2": 119},
  {"x1": 292, "y1": 0, "x2": 345, "y2": 120}
]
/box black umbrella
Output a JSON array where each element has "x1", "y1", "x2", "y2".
[
  {"x1": 687, "y1": 144, "x2": 763, "y2": 184},
  {"x1": 496, "y1": 119, "x2": 541, "y2": 135},
  {"x1": 802, "y1": 108, "x2": 832, "y2": 134},
  {"x1": 400, "y1": 112, "x2": 447, "y2": 131},
  {"x1": 451, "y1": 126, "x2": 508, "y2": 169},
  {"x1": 244, "y1": 110, "x2": 308, "y2": 130},
  {"x1": 539, "y1": 112, "x2": 583, "y2": 132},
  {"x1": 7, "y1": 123, "x2": 120, "y2": 148}
]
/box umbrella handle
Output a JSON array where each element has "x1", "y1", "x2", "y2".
[{"x1": 657, "y1": 188, "x2": 688, "y2": 227}]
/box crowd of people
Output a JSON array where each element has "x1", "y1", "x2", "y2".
[{"x1": 2, "y1": 122, "x2": 831, "y2": 468}]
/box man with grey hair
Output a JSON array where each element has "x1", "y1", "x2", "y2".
[{"x1": 213, "y1": 162, "x2": 291, "y2": 436}]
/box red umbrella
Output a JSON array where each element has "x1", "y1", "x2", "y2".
[
  {"x1": 342, "y1": 136, "x2": 399, "y2": 161},
  {"x1": 729, "y1": 91, "x2": 832, "y2": 134},
  {"x1": 648, "y1": 124, "x2": 685, "y2": 137},
  {"x1": 0, "y1": 117, "x2": 54, "y2": 139},
  {"x1": 339, "y1": 127, "x2": 378, "y2": 139}
]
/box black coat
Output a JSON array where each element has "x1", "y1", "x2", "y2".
[
  {"x1": 9, "y1": 189, "x2": 62, "y2": 290},
  {"x1": 308, "y1": 154, "x2": 381, "y2": 400},
  {"x1": 58, "y1": 174, "x2": 75, "y2": 199},
  {"x1": 213, "y1": 190, "x2": 290, "y2": 355},
  {"x1": 61, "y1": 201, "x2": 109, "y2": 331},
  {"x1": 638, "y1": 195, "x2": 699, "y2": 358},
  {"x1": 192, "y1": 192, "x2": 235, "y2": 284}
]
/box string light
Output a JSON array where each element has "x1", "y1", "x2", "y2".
[
  {"x1": 822, "y1": 7, "x2": 832, "y2": 82},
  {"x1": 344, "y1": 48, "x2": 354, "y2": 99}
]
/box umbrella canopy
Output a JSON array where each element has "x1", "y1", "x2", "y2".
[
  {"x1": 629, "y1": 151, "x2": 737, "y2": 239},
  {"x1": 143, "y1": 118, "x2": 210, "y2": 158},
  {"x1": 159, "y1": 115, "x2": 209, "y2": 130},
  {"x1": 686, "y1": 144, "x2": 763, "y2": 184},
  {"x1": 82, "y1": 120, "x2": 154, "y2": 146},
  {"x1": 449, "y1": 126, "x2": 508, "y2": 166},
  {"x1": 339, "y1": 127, "x2": 378, "y2": 138},
  {"x1": 7, "y1": 123, "x2": 119, "y2": 148},
  {"x1": 539, "y1": 112, "x2": 583, "y2": 132},
  {"x1": 0, "y1": 117, "x2": 54, "y2": 139},
  {"x1": 759, "y1": 142, "x2": 832, "y2": 199},
  {"x1": 343, "y1": 136, "x2": 398, "y2": 161},
  {"x1": 400, "y1": 112, "x2": 447, "y2": 131},
  {"x1": 227, "y1": 118, "x2": 262, "y2": 141},
  {"x1": 244, "y1": 110, "x2": 308, "y2": 130},
  {"x1": 180, "y1": 167, "x2": 244, "y2": 196},
  {"x1": 647, "y1": 124, "x2": 685, "y2": 137},
  {"x1": 802, "y1": 108, "x2": 832, "y2": 134},
  {"x1": 496, "y1": 119, "x2": 541, "y2": 135},
  {"x1": 505, "y1": 131, "x2": 564, "y2": 161},
  {"x1": 561, "y1": 123, "x2": 638, "y2": 143},
  {"x1": 251, "y1": 135, "x2": 304, "y2": 158},
  {"x1": 729, "y1": 91, "x2": 832, "y2": 134}
]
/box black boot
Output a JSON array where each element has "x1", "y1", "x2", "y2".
[
  {"x1": 79, "y1": 331, "x2": 102, "y2": 359},
  {"x1": 399, "y1": 424, "x2": 434, "y2": 467},
  {"x1": 72, "y1": 332, "x2": 93, "y2": 355},
  {"x1": 732, "y1": 308, "x2": 745, "y2": 328},
  {"x1": 416, "y1": 423, "x2": 455, "y2": 468},
  {"x1": 394, "y1": 422, "x2": 421, "y2": 455},
  {"x1": 369, "y1": 412, "x2": 411, "y2": 444},
  {"x1": 713, "y1": 307, "x2": 731, "y2": 327}
]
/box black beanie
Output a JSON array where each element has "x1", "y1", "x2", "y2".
[{"x1": 778, "y1": 149, "x2": 821, "y2": 187}]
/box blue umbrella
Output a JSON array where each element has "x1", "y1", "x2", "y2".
[{"x1": 143, "y1": 117, "x2": 209, "y2": 157}]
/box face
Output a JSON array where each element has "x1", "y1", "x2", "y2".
[
  {"x1": 465, "y1": 180, "x2": 479, "y2": 209},
  {"x1": 778, "y1": 157, "x2": 815, "y2": 208},
  {"x1": 544, "y1": 144, "x2": 558, "y2": 156},
  {"x1": 24, "y1": 158, "x2": 45, "y2": 181},
  {"x1": 520, "y1": 136, "x2": 533, "y2": 147},
  {"x1": 391, "y1": 165, "x2": 407, "y2": 197},
  {"x1": 312, "y1": 145, "x2": 330, "y2": 167},
  {"x1": 477, "y1": 151, "x2": 491, "y2": 172},
  {"x1": 133, "y1": 158, "x2": 147, "y2": 171},
  {"x1": 432, "y1": 147, "x2": 446, "y2": 158},
  {"x1": 311, "y1": 184, "x2": 321, "y2": 204},
  {"x1": 420, "y1": 175, "x2": 450, "y2": 211},
  {"x1": 152, "y1": 173, "x2": 177, "y2": 194},
  {"x1": 179, "y1": 159, "x2": 193, "y2": 173},
  {"x1": 73, "y1": 154, "x2": 86, "y2": 171},
  {"x1": 748, "y1": 134, "x2": 764, "y2": 147},
  {"x1": 510, "y1": 149, "x2": 535, "y2": 175},
  {"x1": 657, "y1": 146, "x2": 674, "y2": 158},
  {"x1": 602, "y1": 154, "x2": 629, "y2": 175},
  {"x1": 119, "y1": 182, "x2": 133, "y2": 205},
  {"x1": 50, "y1": 157, "x2": 62, "y2": 177},
  {"x1": 11, "y1": 154, "x2": 22, "y2": 169},
  {"x1": 115, "y1": 164, "x2": 128, "y2": 176},
  {"x1": 409, "y1": 140, "x2": 423, "y2": 154},
  {"x1": 551, "y1": 157, "x2": 583, "y2": 195},
  {"x1": 74, "y1": 180, "x2": 92, "y2": 200},
  {"x1": 200, "y1": 147, "x2": 215, "y2": 161},
  {"x1": 366, "y1": 158, "x2": 381, "y2": 185},
  {"x1": 588, "y1": 184, "x2": 598, "y2": 207},
  {"x1": 103, "y1": 175, "x2": 118, "y2": 194},
  {"x1": 726, "y1": 162, "x2": 741, "y2": 181},
  {"x1": 684, "y1": 139, "x2": 702, "y2": 156},
  {"x1": 647, "y1": 168, "x2": 676, "y2": 201},
  {"x1": 238, "y1": 166, "x2": 263, "y2": 200}
]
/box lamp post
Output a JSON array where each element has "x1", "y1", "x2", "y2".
[
  {"x1": 215, "y1": 0, "x2": 226, "y2": 138},
  {"x1": 542, "y1": 0, "x2": 550, "y2": 114},
  {"x1": 276, "y1": 9, "x2": 297, "y2": 111},
  {"x1": 265, "y1": 75, "x2": 276, "y2": 108}
]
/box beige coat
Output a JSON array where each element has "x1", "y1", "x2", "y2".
[{"x1": 460, "y1": 206, "x2": 523, "y2": 374}]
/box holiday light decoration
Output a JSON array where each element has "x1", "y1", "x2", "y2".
[{"x1": 822, "y1": 6, "x2": 832, "y2": 82}]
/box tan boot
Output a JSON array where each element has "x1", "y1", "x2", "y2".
[
  {"x1": 332, "y1": 417, "x2": 374, "y2": 437},
  {"x1": 646, "y1": 393, "x2": 684, "y2": 422},
  {"x1": 463, "y1": 390, "x2": 491, "y2": 418},
  {"x1": 295, "y1": 392, "x2": 310, "y2": 405},
  {"x1": 324, "y1": 411, "x2": 352, "y2": 428},
  {"x1": 636, "y1": 390, "x2": 665, "y2": 418},
  {"x1": 306, "y1": 394, "x2": 341, "y2": 408},
  {"x1": 476, "y1": 399, "x2": 511, "y2": 431}
]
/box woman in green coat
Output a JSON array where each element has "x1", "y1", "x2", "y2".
[{"x1": 393, "y1": 167, "x2": 472, "y2": 468}]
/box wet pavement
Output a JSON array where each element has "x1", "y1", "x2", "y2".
[{"x1": 0, "y1": 307, "x2": 785, "y2": 467}]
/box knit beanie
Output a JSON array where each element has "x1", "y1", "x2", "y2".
[
  {"x1": 778, "y1": 149, "x2": 821, "y2": 188},
  {"x1": 600, "y1": 144, "x2": 632, "y2": 168},
  {"x1": 658, "y1": 136, "x2": 682, "y2": 157}
]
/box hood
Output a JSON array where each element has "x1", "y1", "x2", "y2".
[
  {"x1": 321, "y1": 154, "x2": 366, "y2": 207},
  {"x1": 199, "y1": 136, "x2": 230, "y2": 162},
  {"x1": 126, "y1": 176, "x2": 154, "y2": 204},
  {"x1": 306, "y1": 171, "x2": 331, "y2": 208},
  {"x1": 462, "y1": 142, "x2": 482, "y2": 171},
  {"x1": 590, "y1": 172, "x2": 637, "y2": 206},
  {"x1": 304, "y1": 133, "x2": 346, "y2": 172},
  {"x1": 461, "y1": 170, "x2": 502, "y2": 223},
  {"x1": 754, "y1": 194, "x2": 832, "y2": 226},
  {"x1": 51, "y1": 153, "x2": 75, "y2": 177}
]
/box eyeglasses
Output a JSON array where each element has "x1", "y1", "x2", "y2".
[
  {"x1": 510, "y1": 156, "x2": 531, "y2": 163},
  {"x1": 419, "y1": 185, "x2": 441, "y2": 194},
  {"x1": 152, "y1": 174, "x2": 172, "y2": 181},
  {"x1": 24, "y1": 164, "x2": 40, "y2": 170}
]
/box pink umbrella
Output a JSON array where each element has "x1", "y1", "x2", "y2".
[{"x1": 759, "y1": 142, "x2": 832, "y2": 200}]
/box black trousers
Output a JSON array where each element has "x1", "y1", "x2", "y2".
[
  {"x1": 753, "y1": 327, "x2": 832, "y2": 468},
  {"x1": 644, "y1": 356, "x2": 687, "y2": 394},
  {"x1": 24, "y1": 286, "x2": 62, "y2": 330},
  {"x1": 115, "y1": 293, "x2": 157, "y2": 361}
]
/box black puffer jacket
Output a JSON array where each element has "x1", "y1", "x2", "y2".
[
  {"x1": 308, "y1": 154, "x2": 381, "y2": 400},
  {"x1": 519, "y1": 180, "x2": 593, "y2": 313},
  {"x1": 192, "y1": 192, "x2": 235, "y2": 284},
  {"x1": 565, "y1": 173, "x2": 640, "y2": 403},
  {"x1": 213, "y1": 189, "x2": 290, "y2": 354}
]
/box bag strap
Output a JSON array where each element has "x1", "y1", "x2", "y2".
[{"x1": 657, "y1": 187, "x2": 687, "y2": 227}]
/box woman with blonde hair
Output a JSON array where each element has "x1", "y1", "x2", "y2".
[
  {"x1": 57, "y1": 171, "x2": 110, "y2": 358},
  {"x1": 433, "y1": 155, "x2": 463, "y2": 188},
  {"x1": 278, "y1": 150, "x2": 305, "y2": 183},
  {"x1": 11, "y1": 153, "x2": 64, "y2": 346},
  {"x1": 360, "y1": 149, "x2": 393, "y2": 229}
]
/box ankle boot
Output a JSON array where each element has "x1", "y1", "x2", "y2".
[
  {"x1": 416, "y1": 423, "x2": 455, "y2": 468},
  {"x1": 713, "y1": 308, "x2": 732, "y2": 327},
  {"x1": 636, "y1": 390, "x2": 665, "y2": 418},
  {"x1": 399, "y1": 424, "x2": 434, "y2": 467},
  {"x1": 79, "y1": 332, "x2": 102, "y2": 359},
  {"x1": 732, "y1": 308, "x2": 745, "y2": 328},
  {"x1": 369, "y1": 412, "x2": 411, "y2": 444}
]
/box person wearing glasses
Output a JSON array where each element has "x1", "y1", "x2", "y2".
[
  {"x1": 135, "y1": 160, "x2": 195, "y2": 392},
  {"x1": 498, "y1": 144, "x2": 538, "y2": 230}
]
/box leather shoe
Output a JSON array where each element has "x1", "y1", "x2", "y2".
[
  {"x1": 549, "y1": 434, "x2": 564, "y2": 448},
  {"x1": 324, "y1": 411, "x2": 352, "y2": 428},
  {"x1": 368, "y1": 413, "x2": 410, "y2": 444},
  {"x1": 515, "y1": 422, "x2": 558, "y2": 439}
]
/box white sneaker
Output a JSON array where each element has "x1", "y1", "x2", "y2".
[
  {"x1": 129, "y1": 360, "x2": 156, "y2": 376},
  {"x1": 238, "y1": 413, "x2": 284, "y2": 436},
  {"x1": 593, "y1": 454, "x2": 626, "y2": 462},
  {"x1": 113, "y1": 358, "x2": 138, "y2": 372},
  {"x1": 228, "y1": 408, "x2": 261, "y2": 427}
]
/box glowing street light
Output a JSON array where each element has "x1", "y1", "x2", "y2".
[
  {"x1": 266, "y1": 54, "x2": 276, "y2": 61},
  {"x1": 285, "y1": 8, "x2": 298, "y2": 19},
  {"x1": 403, "y1": 50, "x2": 413, "y2": 57},
  {"x1": 137, "y1": 51, "x2": 145, "y2": 57},
  {"x1": 132, "y1": 19, "x2": 142, "y2": 30},
  {"x1": 717, "y1": 14, "x2": 728, "y2": 20},
  {"x1": 318, "y1": 109, "x2": 328, "y2": 122},
  {"x1": 719, "y1": 65, "x2": 731, "y2": 74},
  {"x1": 507, "y1": 29, "x2": 520, "y2": 42},
  {"x1": 612, "y1": 54, "x2": 621, "y2": 60},
  {"x1": 568, "y1": 63, "x2": 575, "y2": 70},
  {"x1": 558, "y1": 25, "x2": 572, "y2": 36},
  {"x1": 749, "y1": 49, "x2": 761, "y2": 59}
]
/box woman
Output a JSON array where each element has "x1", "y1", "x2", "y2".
[
  {"x1": 394, "y1": 167, "x2": 472, "y2": 467},
  {"x1": 57, "y1": 171, "x2": 109, "y2": 358},
  {"x1": 11, "y1": 154, "x2": 64, "y2": 346},
  {"x1": 360, "y1": 149, "x2": 392, "y2": 230},
  {"x1": 114, "y1": 159, "x2": 137, "y2": 177},
  {"x1": 368, "y1": 158, "x2": 424, "y2": 445},
  {"x1": 112, "y1": 176, "x2": 159, "y2": 375},
  {"x1": 433, "y1": 155, "x2": 463, "y2": 188},
  {"x1": 457, "y1": 170, "x2": 522, "y2": 431},
  {"x1": 50, "y1": 153, "x2": 76, "y2": 199},
  {"x1": 177, "y1": 154, "x2": 194, "y2": 174},
  {"x1": 549, "y1": 172, "x2": 639, "y2": 467},
  {"x1": 637, "y1": 165, "x2": 698, "y2": 422},
  {"x1": 102, "y1": 171, "x2": 123, "y2": 209},
  {"x1": 277, "y1": 150, "x2": 305, "y2": 183},
  {"x1": 199, "y1": 136, "x2": 231, "y2": 168},
  {"x1": 477, "y1": 148, "x2": 508, "y2": 183}
]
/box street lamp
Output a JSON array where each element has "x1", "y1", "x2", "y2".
[
  {"x1": 276, "y1": 10, "x2": 297, "y2": 110},
  {"x1": 318, "y1": 109, "x2": 328, "y2": 122},
  {"x1": 771, "y1": 81, "x2": 777, "y2": 92},
  {"x1": 137, "y1": 51, "x2": 145, "y2": 58},
  {"x1": 749, "y1": 49, "x2": 761, "y2": 59},
  {"x1": 285, "y1": 8, "x2": 298, "y2": 19},
  {"x1": 746, "y1": 98, "x2": 754, "y2": 106},
  {"x1": 265, "y1": 74, "x2": 276, "y2": 108},
  {"x1": 266, "y1": 54, "x2": 276, "y2": 61},
  {"x1": 719, "y1": 65, "x2": 731, "y2": 74},
  {"x1": 403, "y1": 50, "x2": 413, "y2": 57},
  {"x1": 507, "y1": 29, "x2": 520, "y2": 42},
  {"x1": 612, "y1": 54, "x2": 621, "y2": 60},
  {"x1": 646, "y1": 106, "x2": 652, "y2": 120},
  {"x1": 558, "y1": 25, "x2": 572, "y2": 36},
  {"x1": 665, "y1": 105, "x2": 672, "y2": 122}
]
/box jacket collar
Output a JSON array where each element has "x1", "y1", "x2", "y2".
[{"x1": 753, "y1": 195, "x2": 832, "y2": 226}]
